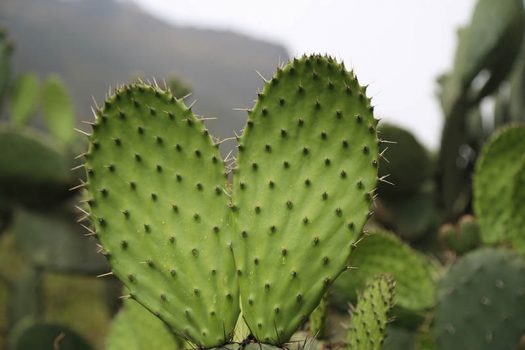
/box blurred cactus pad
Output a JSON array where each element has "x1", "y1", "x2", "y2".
[{"x1": 82, "y1": 54, "x2": 380, "y2": 348}]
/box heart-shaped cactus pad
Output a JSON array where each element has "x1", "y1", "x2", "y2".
[{"x1": 84, "y1": 55, "x2": 378, "y2": 348}]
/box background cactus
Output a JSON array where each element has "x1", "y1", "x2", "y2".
[
  {"x1": 434, "y1": 248, "x2": 525, "y2": 350},
  {"x1": 473, "y1": 125, "x2": 525, "y2": 253},
  {"x1": 333, "y1": 232, "x2": 436, "y2": 313}
]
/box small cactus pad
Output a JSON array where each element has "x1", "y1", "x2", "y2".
[
  {"x1": 10, "y1": 73, "x2": 40, "y2": 126},
  {"x1": 473, "y1": 125, "x2": 525, "y2": 252},
  {"x1": 346, "y1": 274, "x2": 395, "y2": 350},
  {"x1": 333, "y1": 232, "x2": 436, "y2": 311},
  {"x1": 234, "y1": 55, "x2": 378, "y2": 344},
  {"x1": 434, "y1": 248, "x2": 525, "y2": 350},
  {"x1": 84, "y1": 84, "x2": 239, "y2": 347},
  {"x1": 439, "y1": 215, "x2": 480, "y2": 255},
  {"x1": 106, "y1": 300, "x2": 181, "y2": 350}
]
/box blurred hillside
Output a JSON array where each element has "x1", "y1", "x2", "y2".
[{"x1": 0, "y1": 0, "x2": 289, "y2": 139}]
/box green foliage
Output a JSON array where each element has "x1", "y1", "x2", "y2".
[
  {"x1": 41, "y1": 75, "x2": 75, "y2": 145},
  {"x1": 378, "y1": 124, "x2": 431, "y2": 199},
  {"x1": 85, "y1": 84, "x2": 239, "y2": 348},
  {"x1": 106, "y1": 300, "x2": 180, "y2": 350},
  {"x1": 10, "y1": 321, "x2": 93, "y2": 350},
  {"x1": 334, "y1": 232, "x2": 436, "y2": 312},
  {"x1": 235, "y1": 55, "x2": 378, "y2": 344},
  {"x1": 434, "y1": 248, "x2": 525, "y2": 350},
  {"x1": 11, "y1": 209, "x2": 108, "y2": 274},
  {"x1": 346, "y1": 275, "x2": 395, "y2": 350},
  {"x1": 10, "y1": 73, "x2": 39, "y2": 126},
  {"x1": 473, "y1": 125, "x2": 525, "y2": 253}
]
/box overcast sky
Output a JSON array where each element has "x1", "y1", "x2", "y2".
[{"x1": 131, "y1": 0, "x2": 476, "y2": 149}]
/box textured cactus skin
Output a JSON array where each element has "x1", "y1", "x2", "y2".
[
  {"x1": 333, "y1": 232, "x2": 435, "y2": 312},
  {"x1": 84, "y1": 84, "x2": 239, "y2": 348},
  {"x1": 473, "y1": 125, "x2": 525, "y2": 253},
  {"x1": 234, "y1": 55, "x2": 378, "y2": 344},
  {"x1": 346, "y1": 275, "x2": 395, "y2": 350},
  {"x1": 434, "y1": 248, "x2": 525, "y2": 350}
]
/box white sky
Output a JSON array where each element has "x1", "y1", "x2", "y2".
[{"x1": 131, "y1": 0, "x2": 477, "y2": 149}]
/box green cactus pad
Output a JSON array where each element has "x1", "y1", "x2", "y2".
[
  {"x1": 42, "y1": 75, "x2": 75, "y2": 145},
  {"x1": 333, "y1": 231, "x2": 436, "y2": 312},
  {"x1": 106, "y1": 300, "x2": 181, "y2": 350},
  {"x1": 377, "y1": 124, "x2": 431, "y2": 199},
  {"x1": 434, "y1": 248, "x2": 525, "y2": 350},
  {"x1": 473, "y1": 125, "x2": 525, "y2": 252},
  {"x1": 84, "y1": 84, "x2": 239, "y2": 348},
  {"x1": 10, "y1": 73, "x2": 40, "y2": 126},
  {"x1": 234, "y1": 55, "x2": 378, "y2": 344},
  {"x1": 346, "y1": 275, "x2": 395, "y2": 350}
]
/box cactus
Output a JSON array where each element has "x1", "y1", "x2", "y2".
[
  {"x1": 83, "y1": 55, "x2": 378, "y2": 347},
  {"x1": 84, "y1": 84, "x2": 239, "y2": 348},
  {"x1": 41, "y1": 75, "x2": 76, "y2": 145},
  {"x1": 346, "y1": 274, "x2": 395, "y2": 350},
  {"x1": 234, "y1": 55, "x2": 378, "y2": 344},
  {"x1": 377, "y1": 124, "x2": 431, "y2": 199},
  {"x1": 438, "y1": 215, "x2": 480, "y2": 255},
  {"x1": 434, "y1": 248, "x2": 525, "y2": 350},
  {"x1": 10, "y1": 73, "x2": 40, "y2": 127},
  {"x1": 473, "y1": 125, "x2": 525, "y2": 253},
  {"x1": 107, "y1": 299, "x2": 181, "y2": 350},
  {"x1": 333, "y1": 232, "x2": 436, "y2": 312}
]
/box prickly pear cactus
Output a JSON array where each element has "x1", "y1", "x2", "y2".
[
  {"x1": 84, "y1": 55, "x2": 378, "y2": 348},
  {"x1": 333, "y1": 231, "x2": 436, "y2": 312},
  {"x1": 84, "y1": 84, "x2": 239, "y2": 348},
  {"x1": 473, "y1": 125, "x2": 525, "y2": 253},
  {"x1": 434, "y1": 248, "x2": 525, "y2": 350},
  {"x1": 346, "y1": 274, "x2": 395, "y2": 350},
  {"x1": 308, "y1": 292, "x2": 328, "y2": 338},
  {"x1": 234, "y1": 55, "x2": 378, "y2": 344},
  {"x1": 10, "y1": 73, "x2": 40, "y2": 127}
]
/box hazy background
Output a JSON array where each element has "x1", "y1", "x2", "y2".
[
  {"x1": 0, "y1": 0, "x2": 477, "y2": 149},
  {"x1": 135, "y1": 0, "x2": 478, "y2": 149}
]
